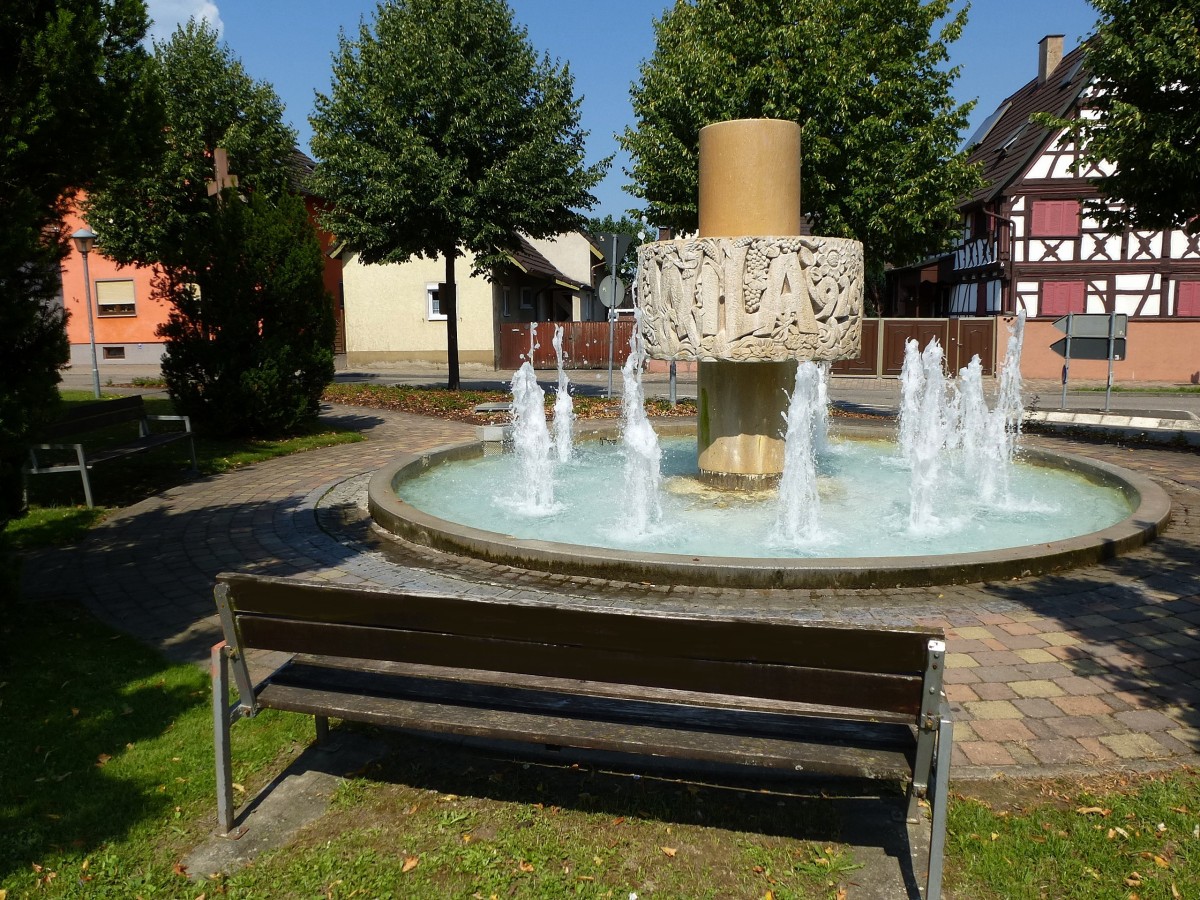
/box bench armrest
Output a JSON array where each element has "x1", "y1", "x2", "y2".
[
  {"x1": 26, "y1": 442, "x2": 87, "y2": 468},
  {"x1": 29, "y1": 441, "x2": 86, "y2": 451},
  {"x1": 146, "y1": 414, "x2": 192, "y2": 430}
]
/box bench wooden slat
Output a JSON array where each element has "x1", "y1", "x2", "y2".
[
  {"x1": 290, "y1": 655, "x2": 919, "y2": 725},
  {"x1": 85, "y1": 433, "x2": 193, "y2": 464},
  {"x1": 38, "y1": 395, "x2": 147, "y2": 438},
  {"x1": 223, "y1": 573, "x2": 937, "y2": 674},
  {"x1": 256, "y1": 680, "x2": 916, "y2": 779},
  {"x1": 274, "y1": 660, "x2": 920, "y2": 746},
  {"x1": 239, "y1": 616, "x2": 926, "y2": 717}
]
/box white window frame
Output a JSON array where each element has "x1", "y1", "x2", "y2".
[
  {"x1": 426, "y1": 282, "x2": 446, "y2": 321},
  {"x1": 502, "y1": 286, "x2": 511, "y2": 318}
]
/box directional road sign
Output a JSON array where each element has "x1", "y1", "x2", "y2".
[
  {"x1": 1053, "y1": 313, "x2": 1127, "y2": 339},
  {"x1": 594, "y1": 231, "x2": 635, "y2": 274},
  {"x1": 1050, "y1": 336, "x2": 1126, "y2": 361}
]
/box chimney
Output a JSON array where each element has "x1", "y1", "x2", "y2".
[{"x1": 1038, "y1": 34, "x2": 1064, "y2": 85}]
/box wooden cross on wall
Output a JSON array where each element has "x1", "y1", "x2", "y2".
[{"x1": 207, "y1": 147, "x2": 239, "y2": 203}]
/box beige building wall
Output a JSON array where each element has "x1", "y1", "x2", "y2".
[{"x1": 341, "y1": 250, "x2": 497, "y2": 365}]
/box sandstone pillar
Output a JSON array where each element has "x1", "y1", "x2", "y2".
[{"x1": 697, "y1": 120, "x2": 802, "y2": 487}]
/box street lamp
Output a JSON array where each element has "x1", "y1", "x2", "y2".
[{"x1": 71, "y1": 227, "x2": 101, "y2": 399}]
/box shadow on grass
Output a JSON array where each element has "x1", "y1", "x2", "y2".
[
  {"x1": 236, "y1": 723, "x2": 926, "y2": 899},
  {"x1": 0, "y1": 603, "x2": 209, "y2": 883}
]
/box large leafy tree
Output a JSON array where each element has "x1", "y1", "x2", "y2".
[
  {"x1": 88, "y1": 20, "x2": 333, "y2": 434},
  {"x1": 310, "y1": 0, "x2": 609, "y2": 389},
  {"x1": 0, "y1": 0, "x2": 157, "y2": 527},
  {"x1": 87, "y1": 19, "x2": 297, "y2": 268},
  {"x1": 1051, "y1": 0, "x2": 1200, "y2": 235},
  {"x1": 621, "y1": 0, "x2": 982, "y2": 286}
]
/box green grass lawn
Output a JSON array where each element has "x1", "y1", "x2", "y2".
[
  {"x1": 947, "y1": 772, "x2": 1199, "y2": 899},
  {"x1": 0, "y1": 602, "x2": 312, "y2": 898}
]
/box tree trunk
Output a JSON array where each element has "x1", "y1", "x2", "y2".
[{"x1": 444, "y1": 245, "x2": 461, "y2": 390}]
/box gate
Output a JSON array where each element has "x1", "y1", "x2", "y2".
[
  {"x1": 832, "y1": 318, "x2": 998, "y2": 377},
  {"x1": 499, "y1": 319, "x2": 636, "y2": 369}
]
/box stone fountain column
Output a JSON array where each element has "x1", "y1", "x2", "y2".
[{"x1": 637, "y1": 118, "x2": 864, "y2": 489}]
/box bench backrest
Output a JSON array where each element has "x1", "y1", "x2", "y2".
[
  {"x1": 215, "y1": 573, "x2": 944, "y2": 723},
  {"x1": 41, "y1": 396, "x2": 147, "y2": 439}
]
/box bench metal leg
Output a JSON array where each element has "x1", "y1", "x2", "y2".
[
  {"x1": 315, "y1": 715, "x2": 329, "y2": 743},
  {"x1": 925, "y1": 700, "x2": 954, "y2": 899},
  {"x1": 76, "y1": 446, "x2": 95, "y2": 508},
  {"x1": 186, "y1": 435, "x2": 199, "y2": 473},
  {"x1": 212, "y1": 642, "x2": 236, "y2": 834}
]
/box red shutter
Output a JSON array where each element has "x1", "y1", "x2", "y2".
[
  {"x1": 1031, "y1": 200, "x2": 1081, "y2": 236},
  {"x1": 1041, "y1": 281, "x2": 1086, "y2": 317},
  {"x1": 1178, "y1": 282, "x2": 1200, "y2": 316}
]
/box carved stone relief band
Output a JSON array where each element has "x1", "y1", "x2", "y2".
[{"x1": 636, "y1": 235, "x2": 864, "y2": 363}]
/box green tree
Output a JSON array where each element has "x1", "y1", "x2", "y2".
[
  {"x1": 158, "y1": 191, "x2": 334, "y2": 436},
  {"x1": 0, "y1": 0, "x2": 157, "y2": 528},
  {"x1": 88, "y1": 20, "x2": 334, "y2": 435},
  {"x1": 1047, "y1": 1, "x2": 1200, "y2": 234},
  {"x1": 310, "y1": 0, "x2": 609, "y2": 389},
  {"x1": 86, "y1": 18, "x2": 297, "y2": 268},
  {"x1": 621, "y1": 0, "x2": 982, "y2": 285}
]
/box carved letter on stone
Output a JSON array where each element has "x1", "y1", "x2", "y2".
[{"x1": 636, "y1": 236, "x2": 863, "y2": 363}]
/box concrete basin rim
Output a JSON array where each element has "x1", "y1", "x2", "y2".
[{"x1": 366, "y1": 427, "x2": 1170, "y2": 589}]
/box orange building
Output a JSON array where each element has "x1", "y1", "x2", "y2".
[{"x1": 58, "y1": 151, "x2": 344, "y2": 373}]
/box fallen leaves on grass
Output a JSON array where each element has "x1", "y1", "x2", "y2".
[
  {"x1": 661, "y1": 846, "x2": 677, "y2": 858},
  {"x1": 402, "y1": 856, "x2": 419, "y2": 873},
  {"x1": 322, "y1": 383, "x2": 697, "y2": 424}
]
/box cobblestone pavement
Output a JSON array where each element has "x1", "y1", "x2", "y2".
[{"x1": 21, "y1": 404, "x2": 1200, "y2": 780}]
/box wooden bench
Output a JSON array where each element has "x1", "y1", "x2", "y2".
[
  {"x1": 24, "y1": 395, "x2": 197, "y2": 507},
  {"x1": 212, "y1": 573, "x2": 953, "y2": 898}
]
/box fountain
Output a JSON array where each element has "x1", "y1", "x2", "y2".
[
  {"x1": 367, "y1": 119, "x2": 1169, "y2": 589},
  {"x1": 551, "y1": 325, "x2": 574, "y2": 464},
  {"x1": 508, "y1": 325, "x2": 556, "y2": 514}
]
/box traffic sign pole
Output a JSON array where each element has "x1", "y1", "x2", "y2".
[
  {"x1": 1060, "y1": 313, "x2": 1072, "y2": 409},
  {"x1": 1105, "y1": 312, "x2": 1116, "y2": 411}
]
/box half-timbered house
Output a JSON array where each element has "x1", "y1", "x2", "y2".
[{"x1": 907, "y1": 34, "x2": 1200, "y2": 321}]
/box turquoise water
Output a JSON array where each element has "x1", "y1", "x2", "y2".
[{"x1": 395, "y1": 436, "x2": 1133, "y2": 559}]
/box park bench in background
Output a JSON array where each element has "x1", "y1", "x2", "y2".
[
  {"x1": 212, "y1": 572, "x2": 953, "y2": 898},
  {"x1": 24, "y1": 395, "x2": 196, "y2": 507}
]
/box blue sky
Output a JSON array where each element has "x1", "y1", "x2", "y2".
[{"x1": 146, "y1": 0, "x2": 1101, "y2": 219}]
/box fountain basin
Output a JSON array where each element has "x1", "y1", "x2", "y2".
[{"x1": 367, "y1": 423, "x2": 1170, "y2": 590}]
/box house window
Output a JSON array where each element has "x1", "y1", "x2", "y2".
[
  {"x1": 502, "y1": 287, "x2": 511, "y2": 318},
  {"x1": 95, "y1": 279, "x2": 136, "y2": 316},
  {"x1": 1030, "y1": 200, "x2": 1081, "y2": 237},
  {"x1": 426, "y1": 282, "x2": 446, "y2": 321},
  {"x1": 102, "y1": 346, "x2": 126, "y2": 360},
  {"x1": 1041, "y1": 281, "x2": 1086, "y2": 317},
  {"x1": 520, "y1": 287, "x2": 534, "y2": 310},
  {"x1": 1177, "y1": 281, "x2": 1200, "y2": 316}
]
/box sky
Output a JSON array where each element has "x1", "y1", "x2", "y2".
[{"x1": 144, "y1": 0, "x2": 1102, "y2": 219}]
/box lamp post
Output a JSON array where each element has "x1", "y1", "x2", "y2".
[{"x1": 71, "y1": 228, "x2": 101, "y2": 399}]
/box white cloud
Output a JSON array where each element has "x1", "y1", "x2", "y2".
[{"x1": 144, "y1": 0, "x2": 224, "y2": 46}]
